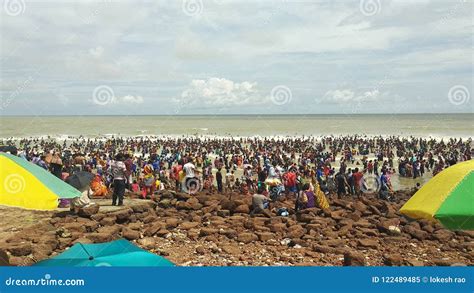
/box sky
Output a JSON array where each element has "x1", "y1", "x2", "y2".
[{"x1": 0, "y1": 0, "x2": 472, "y2": 115}]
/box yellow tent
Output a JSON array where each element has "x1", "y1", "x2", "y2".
[{"x1": 0, "y1": 152, "x2": 81, "y2": 210}]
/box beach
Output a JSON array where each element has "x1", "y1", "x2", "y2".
[{"x1": 1, "y1": 190, "x2": 472, "y2": 267}]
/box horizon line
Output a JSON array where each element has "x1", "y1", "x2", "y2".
[{"x1": 1, "y1": 112, "x2": 473, "y2": 117}]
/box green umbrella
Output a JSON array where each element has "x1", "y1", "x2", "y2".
[{"x1": 34, "y1": 239, "x2": 174, "y2": 267}]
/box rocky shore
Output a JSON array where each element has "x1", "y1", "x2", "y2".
[{"x1": 0, "y1": 190, "x2": 472, "y2": 267}]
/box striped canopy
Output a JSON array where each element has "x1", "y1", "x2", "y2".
[
  {"x1": 0, "y1": 152, "x2": 81, "y2": 210},
  {"x1": 400, "y1": 160, "x2": 474, "y2": 230}
]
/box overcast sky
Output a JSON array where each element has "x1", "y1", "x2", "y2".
[{"x1": 0, "y1": 0, "x2": 472, "y2": 115}]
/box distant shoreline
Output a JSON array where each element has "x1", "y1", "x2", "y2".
[{"x1": 1, "y1": 113, "x2": 473, "y2": 118}]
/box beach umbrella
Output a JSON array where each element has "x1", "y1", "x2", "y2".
[
  {"x1": 400, "y1": 160, "x2": 474, "y2": 230},
  {"x1": 34, "y1": 239, "x2": 174, "y2": 267},
  {"x1": 65, "y1": 171, "x2": 95, "y2": 192},
  {"x1": 0, "y1": 152, "x2": 81, "y2": 210}
]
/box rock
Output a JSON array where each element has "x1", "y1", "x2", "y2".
[
  {"x1": 100, "y1": 217, "x2": 116, "y2": 226},
  {"x1": 131, "y1": 203, "x2": 151, "y2": 213},
  {"x1": 237, "y1": 232, "x2": 258, "y2": 244},
  {"x1": 432, "y1": 259, "x2": 461, "y2": 266},
  {"x1": 219, "y1": 228, "x2": 238, "y2": 239},
  {"x1": 73, "y1": 237, "x2": 93, "y2": 245},
  {"x1": 137, "y1": 237, "x2": 156, "y2": 250},
  {"x1": 313, "y1": 245, "x2": 336, "y2": 254},
  {"x1": 187, "y1": 198, "x2": 203, "y2": 210},
  {"x1": 77, "y1": 204, "x2": 100, "y2": 218},
  {"x1": 288, "y1": 227, "x2": 306, "y2": 239},
  {"x1": 143, "y1": 215, "x2": 158, "y2": 224},
  {"x1": 296, "y1": 213, "x2": 314, "y2": 223},
  {"x1": 122, "y1": 228, "x2": 140, "y2": 240},
  {"x1": 0, "y1": 249, "x2": 10, "y2": 266},
  {"x1": 405, "y1": 259, "x2": 424, "y2": 266},
  {"x1": 144, "y1": 223, "x2": 165, "y2": 237},
  {"x1": 256, "y1": 232, "x2": 275, "y2": 242},
  {"x1": 383, "y1": 254, "x2": 403, "y2": 266},
  {"x1": 321, "y1": 239, "x2": 345, "y2": 247},
  {"x1": 165, "y1": 218, "x2": 179, "y2": 229},
  {"x1": 178, "y1": 222, "x2": 200, "y2": 230},
  {"x1": 432, "y1": 230, "x2": 454, "y2": 242},
  {"x1": 86, "y1": 233, "x2": 113, "y2": 243},
  {"x1": 199, "y1": 228, "x2": 219, "y2": 237},
  {"x1": 221, "y1": 245, "x2": 240, "y2": 255},
  {"x1": 113, "y1": 210, "x2": 131, "y2": 224},
  {"x1": 343, "y1": 251, "x2": 366, "y2": 266},
  {"x1": 156, "y1": 229, "x2": 170, "y2": 238},
  {"x1": 195, "y1": 246, "x2": 206, "y2": 255},
  {"x1": 217, "y1": 210, "x2": 230, "y2": 217},
  {"x1": 8, "y1": 243, "x2": 33, "y2": 256},
  {"x1": 176, "y1": 201, "x2": 192, "y2": 210},
  {"x1": 158, "y1": 199, "x2": 173, "y2": 209},
  {"x1": 352, "y1": 202, "x2": 367, "y2": 213},
  {"x1": 404, "y1": 226, "x2": 429, "y2": 241},
  {"x1": 234, "y1": 205, "x2": 250, "y2": 214},
  {"x1": 357, "y1": 239, "x2": 379, "y2": 249},
  {"x1": 270, "y1": 223, "x2": 287, "y2": 233}
]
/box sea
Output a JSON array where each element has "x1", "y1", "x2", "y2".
[{"x1": 0, "y1": 114, "x2": 472, "y2": 139}]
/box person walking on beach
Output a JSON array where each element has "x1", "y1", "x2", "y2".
[
  {"x1": 335, "y1": 170, "x2": 349, "y2": 198},
  {"x1": 110, "y1": 153, "x2": 127, "y2": 206}
]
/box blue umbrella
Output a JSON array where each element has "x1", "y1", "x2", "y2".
[{"x1": 34, "y1": 239, "x2": 174, "y2": 267}]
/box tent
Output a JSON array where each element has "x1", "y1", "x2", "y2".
[
  {"x1": 0, "y1": 152, "x2": 81, "y2": 210},
  {"x1": 400, "y1": 160, "x2": 474, "y2": 230},
  {"x1": 34, "y1": 239, "x2": 174, "y2": 267}
]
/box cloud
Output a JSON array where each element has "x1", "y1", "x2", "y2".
[
  {"x1": 119, "y1": 95, "x2": 144, "y2": 104},
  {"x1": 323, "y1": 89, "x2": 383, "y2": 103},
  {"x1": 178, "y1": 77, "x2": 268, "y2": 106},
  {"x1": 89, "y1": 46, "x2": 104, "y2": 58}
]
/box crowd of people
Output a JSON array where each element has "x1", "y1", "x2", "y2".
[{"x1": 1, "y1": 135, "x2": 472, "y2": 212}]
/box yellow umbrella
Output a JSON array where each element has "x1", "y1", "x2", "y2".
[{"x1": 400, "y1": 160, "x2": 474, "y2": 230}]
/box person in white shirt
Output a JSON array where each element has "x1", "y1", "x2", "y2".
[{"x1": 109, "y1": 153, "x2": 127, "y2": 206}]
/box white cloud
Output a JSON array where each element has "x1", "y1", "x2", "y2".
[
  {"x1": 324, "y1": 89, "x2": 383, "y2": 103},
  {"x1": 89, "y1": 46, "x2": 104, "y2": 58},
  {"x1": 119, "y1": 95, "x2": 144, "y2": 104},
  {"x1": 178, "y1": 77, "x2": 268, "y2": 106}
]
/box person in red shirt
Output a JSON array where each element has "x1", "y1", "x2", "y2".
[
  {"x1": 172, "y1": 163, "x2": 183, "y2": 192},
  {"x1": 352, "y1": 167, "x2": 363, "y2": 197}
]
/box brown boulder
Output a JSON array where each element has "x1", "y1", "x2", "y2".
[
  {"x1": 404, "y1": 226, "x2": 428, "y2": 241},
  {"x1": 237, "y1": 232, "x2": 258, "y2": 244},
  {"x1": 77, "y1": 204, "x2": 100, "y2": 218},
  {"x1": 165, "y1": 218, "x2": 180, "y2": 229},
  {"x1": 383, "y1": 254, "x2": 403, "y2": 266},
  {"x1": 270, "y1": 223, "x2": 287, "y2": 233},
  {"x1": 357, "y1": 239, "x2": 379, "y2": 249},
  {"x1": 144, "y1": 223, "x2": 165, "y2": 237},
  {"x1": 156, "y1": 229, "x2": 170, "y2": 238},
  {"x1": 178, "y1": 222, "x2": 200, "y2": 230},
  {"x1": 219, "y1": 228, "x2": 238, "y2": 239},
  {"x1": 8, "y1": 243, "x2": 33, "y2": 256},
  {"x1": 199, "y1": 228, "x2": 219, "y2": 237},
  {"x1": 86, "y1": 233, "x2": 113, "y2": 243},
  {"x1": 234, "y1": 205, "x2": 250, "y2": 214},
  {"x1": 343, "y1": 251, "x2": 366, "y2": 266},
  {"x1": 100, "y1": 217, "x2": 116, "y2": 226},
  {"x1": 256, "y1": 232, "x2": 275, "y2": 242},
  {"x1": 221, "y1": 245, "x2": 240, "y2": 255},
  {"x1": 122, "y1": 228, "x2": 140, "y2": 240}
]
